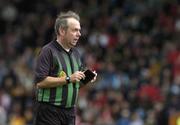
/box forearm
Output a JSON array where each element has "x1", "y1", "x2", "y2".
[{"x1": 36, "y1": 76, "x2": 66, "y2": 88}]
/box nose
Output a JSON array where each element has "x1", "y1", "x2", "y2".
[{"x1": 78, "y1": 30, "x2": 81, "y2": 37}]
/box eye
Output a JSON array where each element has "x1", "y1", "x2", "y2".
[{"x1": 74, "y1": 29, "x2": 79, "y2": 32}]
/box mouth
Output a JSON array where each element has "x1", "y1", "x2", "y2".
[{"x1": 74, "y1": 38, "x2": 79, "y2": 42}]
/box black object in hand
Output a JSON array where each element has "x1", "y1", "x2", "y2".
[{"x1": 80, "y1": 69, "x2": 95, "y2": 84}]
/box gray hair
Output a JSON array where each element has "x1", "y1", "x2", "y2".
[{"x1": 54, "y1": 11, "x2": 80, "y2": 35}]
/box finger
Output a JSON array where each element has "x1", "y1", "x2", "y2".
[
  {"x1": 91, "y1": 73, "x2": 97, "y2": 83},
  {"x1": 93, "y1": 71, "x2": 97, "y2": 76},
  {"x1": 78, "y1": 72, "x2": 85, "y2": 78},
  {"x1": 76, "y1": 75, "x2": 84, "y2": 81},
  {"x1": 91, "y1": 79, "x2": 96, "y2": 83}
]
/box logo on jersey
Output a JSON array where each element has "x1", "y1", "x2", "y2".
[{"x1": 58, "y1": 71, "x2": 67, "y2": 77}]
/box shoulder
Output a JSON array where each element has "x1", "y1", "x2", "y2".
[
  {"x1": 40, "y1": 41, "x2": 55, "y2": 52},
  {"x1": 71, "y1": 48, "x2": 80, "y2": 55},
  {"x1": 71, "y1": 48, "x2": 83, "y2": 63},
  {"x1": 37, "y1": 42, "x2": 54, "y2": 57},
  {"x1": 71, "y1": 48, "x2": 82, "y2": 59},
  {"x1": 42, "y1": 41, "x2": 54, "y2": 50}
]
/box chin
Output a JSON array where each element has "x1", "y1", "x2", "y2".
[
  {"x1": 70, "y1": 43, "x2": 77, "y2": 48},
  {"x1": 73, "y1": 42, "x2": 77, "y2": 46}
]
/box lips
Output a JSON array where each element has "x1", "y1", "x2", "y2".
[
  {"x1": 72, "y1": 39, "x2": 78, "y2": 44},
  {"x1": 74, "y1": 38, "x2": 79, "y2": 41}
]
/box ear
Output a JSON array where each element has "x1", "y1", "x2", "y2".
[{"x1": 59, "y1": 27, "x2": 65, "y2": 36}]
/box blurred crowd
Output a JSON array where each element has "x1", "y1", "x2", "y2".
[{"x1": 0, "y1": 0, "x2": 180, "y2": 125}]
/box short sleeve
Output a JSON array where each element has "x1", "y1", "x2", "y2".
[{"x1": 34, "y1": 47, "x2": 52, "y2": 84}]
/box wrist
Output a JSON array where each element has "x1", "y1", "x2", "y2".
[{"x1": 65, "y1": 76, "x2": 71, "y2": 84}]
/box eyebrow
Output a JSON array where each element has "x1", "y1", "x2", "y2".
[{"x1": 73, "y1": 27, "x2": 81, "y2": 31}]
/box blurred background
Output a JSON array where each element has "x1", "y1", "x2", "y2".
[{"x1": 0, "y1": 0, "x2": 180, "y2": 125}]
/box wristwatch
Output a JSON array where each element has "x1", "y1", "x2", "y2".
[{"x1": 65, "y1": 76, "x2": 71, "y2": 84}]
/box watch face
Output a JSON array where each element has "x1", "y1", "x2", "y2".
[
  {"x1": 66, "y1": 77, "x2": 70, "y2": 80},
  {"x1": 66, "y1": 76, "x2": 70, "y2": 83}
]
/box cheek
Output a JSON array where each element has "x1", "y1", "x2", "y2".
[{"x1": 70, "y1": 33, "x2": 76, "y2": 40}]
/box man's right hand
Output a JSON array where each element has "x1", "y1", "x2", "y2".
[{"x1": 70, "y1": 71, "x2": 85, "y2": 83}]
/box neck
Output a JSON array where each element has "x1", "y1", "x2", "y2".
[{"x1": 56, "y1": 39, "x2": 70, "y2": 52}]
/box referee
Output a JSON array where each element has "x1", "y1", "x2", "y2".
[{"x1": 33, "y1": 11, "x2": 97, "y2": 125}]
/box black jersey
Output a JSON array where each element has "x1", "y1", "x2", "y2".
[{"x1": 34, "y1": 40, "x2": 82, "y2": 108}]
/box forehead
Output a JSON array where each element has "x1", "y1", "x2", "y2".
[{"x1": 67, "y1": 18, "x2": 81, "y2": 29}]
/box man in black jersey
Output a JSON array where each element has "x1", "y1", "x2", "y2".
[{"x1": 33, "y1": 11, "x2": 97, "y2": 125}]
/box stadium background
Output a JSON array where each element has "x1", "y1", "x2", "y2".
[{"x1": 0, "y1": 0, "x2": 179, "y2": 125}]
